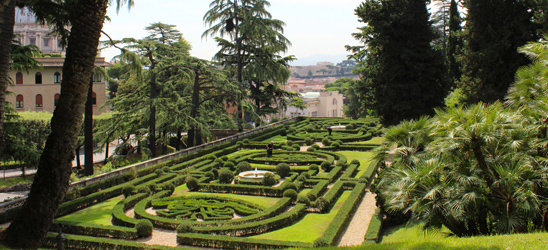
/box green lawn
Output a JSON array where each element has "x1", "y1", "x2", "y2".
[
  {"x1": 262, "y1": 135, "x2": 288, "y2": 143},
  {"x1": 57, "y1": 195, "x2": 125, "y2": 226},
  {"x1": 173, "y1": 185, "x2": 279, "y2": 208},
  {"x1": 225, "y1": 149, "x2": 262, "y2": 159},
  {"x1": 251, "y1": 191, "x2": 351, "y2": 243},
  {"x1": 0, "y1": 176, "x2": 33, "y2": 188},
  {"x1": 337, "y1": 151, "x2": 375, "y2": 177},
  {"x1": 352, "y1": 137, "x2": 385, "y2": 145}
]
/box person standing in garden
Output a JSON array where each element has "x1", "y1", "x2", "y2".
[
  {"x1": 267, "y1": 141, "x2": 274, "y2": 158},
  {"x1": 327, "y1": 127, "x2": 333, "y2": 136}
]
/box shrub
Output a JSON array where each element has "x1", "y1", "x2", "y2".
[
  {"x1": 214, "y1": 158, "x2": 224, "y2": 168},
  {"x1": 154, "y1": 169, "x2": 164, "y2": 177},
  {"x1": 127, "y1": 168, "x2": 137, "y2": 180},
  {"x1": 223, "y1": 161, "x2": 235, "y2": 170},
  {"x1": 307, "y1": 147, "x2": 316, "y2": 152},
  {"x1": 275, "y1": 163, "x2": 291, "y2": 178},
  {"x1": 306, "y1": 192, "x2": 317, "y2": 201},
  {"x1": 148, "y1": 183, "x2": 159, "y2": 193},
  {"x1": 346, "y1": 123, "x2": 356, "y2": 130},
  {"x1": 280, "y1": 130, "x2": 287, "y2": 136},
  {"x1": 322, "y1": 138, "x2": 331, "y2": 146},
  {"x1": 331, "y1": 142, "x2": 341, "y2": 148},
  {"x1": 186, "y1": 177, "x2": 199, "y2": 191},
  {"x1": 351, "y1": 159, "x2": 360, "y2": 166},
  {"x1": 162, "y1": 166, "x2": 171, "y2": 173},
  {"x1": 219, "y1": 170, "x2": 234, "y2": 184},
  {"x1": 207, "y1": 154, "x2": 217, "y2": 160},
  {"x1": 236, "y1": 162, "x2": 252, "y2": 174},
  {"x1": 212, "y1": 169, "x2": 219, "y2": 178},
  {"x1": 221, "y1": 156, "x2": 229, "y2": 161},
  {"x1": 297, "y1": 175, "x2": 306, "y2": 182},
  {"x1": 135, "y1": 219, "x2": 153, "y2": 237},
  {"x1": 321, "y1": 161, "x2": 331, "y2": 171},
  {"x1": 297, "y1": 195, "x2": 311, "y2": 206},
  {"x1": 122, "y1": 185, "x2": 136, "y2": 198},
  {"x1": 336, "y1": 160, "x2": 347, "y2": 167},
  {"x1": 313, "y1": 238, "x2": 329, "y2": 247},
  {"x1": 262, "y1": 172, "x2": 277, "y2": 186},
  {"x1": 177, "y1": 222, "x2": 194, "y2": 233},
  {"x1": 292, "y1": 144, "x2": 301, "y2": 151},
  {"x1": 242, "y1": 139, "x2": 250, "y2": 143},
  {"x1": 336, "y1": 139, "x2": 343, "y2": 145},
  {"x1": 305, "y1": 137, "x2": 314, "y2": 145},
  {"x1": 315, "y1": 197, "x2": 328, "y2": 213},
  {"x1": 205, "y1": 171, "x2": 215, "y2": 180},
  {"x1": 311, "y1": 144, "x2": 320, "y2": 150},
  {"x1": 282, "y1": 182, "x2": 298, "y2": 192},
  {"x1": 286, "y1": 140, "x2": 294, "y2": 146},
  {"x1": 236, "y1": 141, "x2": 243, "y2": 147},
  {"x1": 283, "y1": 189, "x2": 298, "y2": 201},
  {"x1": 137, "y1": 186, "x2": 151, "y2": 195},
  {"x1": 309, "y1": 164, "x2": 319, "y2": 171},
  {"x1": 161, "y1": 183, "x2": 175, "y2": 193}
]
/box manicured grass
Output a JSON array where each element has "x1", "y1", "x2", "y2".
[
  {"x1": 262, "y1": 135, "x2": 287, "y2": 143},
  {"x1": 337, "y1": 151, "x2": 374, "y2": 177},
  {"x1": 352, "y1": 137, "x2": 385, "y2": 145},
  {"x1": 57, "y1": 195, "x2": 125, "y2": 226},
  {"x1": 0, "y1": 176, "x2": 33, "y2": 188},
  {"x1": 250, "y1": 191, "x2": 351, "y2": 243},
  {"x1": 299, "y1": 231, "x2": 548, "y2": 250},
  {"x1": 173, "y1": 185, "x2": 280, "y2": 208},
  {"x1": 225, "y1": 149, "x2": 262, "y2": 159}
]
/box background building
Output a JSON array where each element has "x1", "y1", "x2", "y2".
[
  {"x1": 14, "y1": 7, "x2": 66, "y2": 55},
  {"x1": 7, "y1": 57, "x2": 110, "y2": 115},
  {"x1": 285, "y1": 91, "x2": 344, "y2": 118}
]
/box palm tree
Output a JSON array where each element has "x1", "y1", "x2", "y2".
[
  {"x1": 0, "y1": 0, "x2": 17, "y2": 162},
  {"x1": 2, "y1": 0, "x2": 133, "y2": 247}
]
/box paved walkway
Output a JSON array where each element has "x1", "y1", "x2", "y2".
[{"x1": 338, "y1": 192, "x2": 377, "y2": 246}]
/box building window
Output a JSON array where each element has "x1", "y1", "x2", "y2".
[
  {"x1": 43, "y1": 38, "x2": 49, "y2": 47},
  {"x1": 35, "y1": 72, "x2": 42, "y2": 84},
  {"x1": 57, "y1": 39, "x2": 62, "y2": 48},
  {"x1": 16, "y1": 95, "x2": 23, "y2": 109},
  {"x1": 312, "y1": 112, "x2": 318, "y2": 117},
  {"x1": 54, "y1": 93, "x2": 60, "y2": 106},
  {"x1": 35, "y1": 94, "x2": 43, "y2": 108},
  {"x1": 29, "y1": 38, "x2": 36, "y2": 45},
  {"x1": 92, "y1": 74, "x2": 102, "y2": 82},
  {"x1": 92, "y1": 92, "x2": 97, "y2": 105},
  {"x1": 333, "y1": 99, "x2": 337, "y2": 105},
  {"x1": 54, "y1": 72, "x2": 61, "y2": 83},
  {"x1": 16, "y1": 72, "x2": 23, "y2": 85}
]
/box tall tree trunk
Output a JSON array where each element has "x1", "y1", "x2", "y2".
[
  {"x1": 0, "y1": 0, "x2": 15, "y2": 161},
  {"x1": 84, "y1": 78, "x2": 94, "y2": 176},
  {"x1": 75, "y1": 147, "x2": 81, "y2": 169},
  {"x1": 104, "y1": 137, "x2": 109, "y2": 162},
  {"x1": 176, "y1": 128, "x2": 182, "y2": 150},
  {"x1": 190, "y1": 72, "x2": 201, "y2": 146},
  {"x1": 187, "y1": 128, "x2": 195, "y2": 147},
  {"x1": 234, "y1": 0, "x2": 244, "y2": 132},
  {"x1": 1, "y1": 0, "x2": 109, "y2": 247},
  {"x1": 149, "y1": 63, "x2": 157, "y2": 157}
]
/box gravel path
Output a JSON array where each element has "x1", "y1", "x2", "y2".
[
  {"x1": 337, "y1": 191, "x2": 377, "y2": 247},
  {"x1": 133, "y1": 228, "x2": 179, "y2": 247}
]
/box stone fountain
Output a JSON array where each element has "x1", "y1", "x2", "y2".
[{"x1": 238, "y1": 167, "x2": 273, "y2": 180}]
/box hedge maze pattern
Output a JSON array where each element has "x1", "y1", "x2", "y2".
[{"x1": 34, "y1": 118, "x2": 384, "y2": 249}]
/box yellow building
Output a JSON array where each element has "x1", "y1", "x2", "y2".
[{"x1": 7, "y1": 57, "x2": 110, "y2": 115}]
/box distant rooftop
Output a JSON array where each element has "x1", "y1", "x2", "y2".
[{"x1": 302, "y1": 92, "x2": 321, "y2": 98}]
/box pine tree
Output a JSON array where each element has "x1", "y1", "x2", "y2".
[
  {"x1": 459, "y1": 0, "x2": 537, "y2": 104},
  {"x1": 349, "y1": 0, "x2": 447, "y2": 125}
]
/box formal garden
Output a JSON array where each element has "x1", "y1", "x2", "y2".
[{"x1": 0, "y1": 117, "x2": 385, "y2": 249}]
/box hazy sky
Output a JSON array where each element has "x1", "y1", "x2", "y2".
[{"x1": 100, "y1": 0, "x2": 366, "y2": 62}]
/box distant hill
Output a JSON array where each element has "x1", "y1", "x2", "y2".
[{"x1": 291, "y1": 54, "x2": 350, "y2": 66}]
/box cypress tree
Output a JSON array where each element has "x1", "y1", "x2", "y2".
[
  {"x1": 459, "y1": 0, "x2": 537, "y2": 104},
  {"x1": 350, "y1": 0, "x2": 447, "y2": 125},
  {"x1": 446, "y1": 0, "x2": 462, "y2": 84}
]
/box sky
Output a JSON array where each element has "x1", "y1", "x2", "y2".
[{"x1": 99, "y1": 0, "x2": 366, "y2": 64}]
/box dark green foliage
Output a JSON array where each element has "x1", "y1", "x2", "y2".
[
  {"x1": 275, "y1": 163, "x2": 291, "y2": 178},
  {"x1": 207, "y1": 154, "x2": 217, "y2": 160},
  {"x1": 305, "y1": 137, "x2": 314, "y2": 145},
  {"x1": 221, "y1": 156, "x2": 229, "y2": 161},
  {"x1": 292, "y1": 144, "x2": 301, "y2": 151},
  {"x1": 242, "y1": 139, "x2": 250, "y2": 144},
  {"x1": 459, "y1": 0, "x2": 538, "y2": 104},
  {"x1": 331, "y1": 142, "x2": 340, "y2": 148},
  {"x1": 186, "y1": 177, "x2": 199, "y2": 191},
  {"x1": 282, "y1": 182, "x2": 298, "y2": 192},
  {"x1": 219, "y1": 170, "x2": 234, "y2": 184},
  {"x1": 321, "y1": 161, "x2": 331, "y2": 172},
  {"x1": 349, "y1": 0, "x2": 447, "y2": 125},
  {"x1": 306, "y1": 193, "x2": 317, "y2": 202},
  {"x1": 137, "y1": 186, "x2": 151, "y2": 195},
  {"x1": 177, "y1": 222, "x2": 194, "y2": 233},
  {"x1": 306, "y1": 147, "x2": 316, "y2": 152},
  {"x1": 205, "y1": 171, "x2": 215, "y2": 180},
  {"x1": 322, "y1": 137, "x2": 331, "y2": 146},
  {"x1": 236, "y1": 162, "x2": 252, "y2": 174},
  {"x1": 351, "y1": 159, "x2": 360, "y2": 166},
  {"x1": 311, "y1": 144, "x2": 321, "y2": 150},
  {"x1": 262, "y1": 172, "x2": 277, "y2": 186},
  {"x1": 154, "y1": 169, "x2": 164, "y2": 177},
  {"x1": 309, "y1": 164, "x2": 319, "y2": 171},
  {"x1": 223, "y1": 161, "x2": 235, "y2": 170},
  {"x1": 286, "y1": 140, "x2": 294, "y2": 146},
  {"x1": 162, "y1": 166, "x2": 171, "y2": 173},
  {"x1": 283, "y1": 189, "x2": 298, "y2": 201},
  {"x1": 122, "y1": 185, "x2": 136, "y2": 198},
  {"x1": 297, "y1": 195, "x2": 311, "y2": 206},
  {"x1": 135, "y1": 219, "x2": 153, "y2": 237}
]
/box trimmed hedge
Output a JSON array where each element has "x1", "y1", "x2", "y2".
[
  {"x1": 44, "y1": 232, "x2": 186, "y2": 250},
  {"x1": 57, "y1": 173, "x2": 157, "y2": 217},
  {"x1": 314, "y1": 183, "x2": 367, "y2": 246},
  {"x1": 51, "y1": 220, "x2": 139, "y2": 239},
  {"x1": 364, "y1": 208, "x2": 383, "y2": 243},
  {"x1": 177, "y1": 233, "x2": 312, "y2": 249}
]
